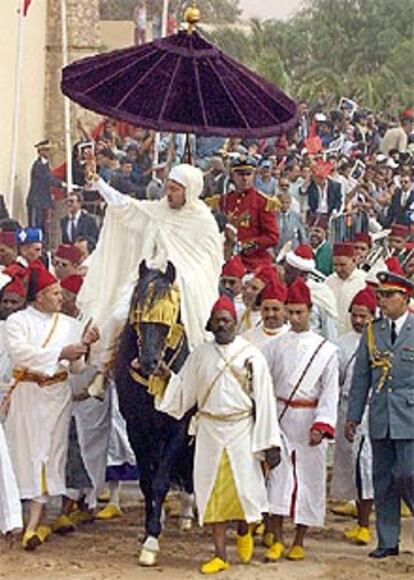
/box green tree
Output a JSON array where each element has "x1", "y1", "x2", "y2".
[{"x1": 208, "y1": 0, "x2": 414, "y2": 111}]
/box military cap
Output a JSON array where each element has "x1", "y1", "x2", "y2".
[
  {"x1": 376, "y1": 271, "x2": 414, "y2": 296},
  {"x1": 35, "y1": 139, "x2": 51, "y2": 149},
  {"x1": 230, "y1": 155, "x2": 258, "y2": 174}
]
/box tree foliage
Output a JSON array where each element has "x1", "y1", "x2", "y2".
[{"x1": 208, "y1": 0, "x2": 414, "y2": 112}]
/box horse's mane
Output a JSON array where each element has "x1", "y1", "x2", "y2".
[{"x1": 132, "y1": 268, "x2": 172, "y2": 312}]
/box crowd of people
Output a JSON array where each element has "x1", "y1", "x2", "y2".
[{"x1": 0, "y1": 96, "x2": 413, "y2": 573}]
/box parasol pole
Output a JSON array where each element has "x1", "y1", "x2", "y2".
[
  {"x1": 61, "y1": 0, "x2": 73, "y2": 193},
  {"x1": 152, "y1": 0, "x2": 169, "y2": 177},
  {"x1": 8, "y1": 0, "x2": 26, "y2": 218},
  {"x1": 161, "y1": 0, "x2": 169, "y2": 37}
]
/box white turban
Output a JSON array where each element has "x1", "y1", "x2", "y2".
[
  {"x1": 168, "y1": 164, "x2": 204, "y2": 203},
  {"x1": 285, "y1": 250, "x2": 315, "y2": 272}
]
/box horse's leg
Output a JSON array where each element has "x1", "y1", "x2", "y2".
[{"x1": 147, "y1": 424, "x2": 188, "y2": 538}]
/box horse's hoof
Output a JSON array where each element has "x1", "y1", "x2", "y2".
[
  {"x1": 180, "y1": 517, "x2": 193, "y2": 531},
  {"x1": 138, "y1": 547, "x2": 158, "y2": 567}
]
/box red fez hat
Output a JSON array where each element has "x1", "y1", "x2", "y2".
[
  {"x1": 210, "y1": 294, "x2": 237, "y2": 321},
  {"x1": 350, "y1": 287, "x2": 377, "y2": 314},
  {"x1": 3, "y1": 262, "x2": 28, "y2": 280},
  {"x1": 61, "y1": 274, "x2": 84, "y2": 295},
  {"x1": 294, "y1": 245, "x2": 314, "y2": 261},
  {"x1": 333, "y1": 242, "x2": 355, "y2": 257},
  {"x1": 0, "y1": 231, "x2": 17, "y2": 247},
  {"x1": 29, "y1": 261, "x2": 58, "y2": 295},
  {"x1": 310, "y1": 215, "x2": 329, "y2": 230},
  {"x1": 312, "y1": 160, "x2": 333, "y2": 180},
  {"x1": 390, "y1": 224, "x2": 409, "y2": 239},
  {"x1": 222, "y1": 256, "x2": 246, "y2": 279},
  {"x1": 286, "y1": 277, "x2": 312, "y2": 306},
  {"x1": 254, "y1": 264, "x2": 279, "y2": 286},
  {"x1": 260, "y1": 279, "x2": 288, "y2": 303},
  {"x1": 3, "y1": 277, "x2": 26, "y2": 298},
  {"x1": 385, "y1": 256, "x2": 404, "y2": 276},
  {"x1": 55, "y1": 244, "x2": 82, "y2": 264},
  {"x1": 353, "y1": 233, "x2": 372, "y2": 248}
]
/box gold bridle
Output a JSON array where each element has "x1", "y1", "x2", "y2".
[{"x1": 129, "y1": 283, "x2": 185, "y2": 397}]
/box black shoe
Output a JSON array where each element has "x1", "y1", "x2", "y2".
[{"x1": 369, "y1": 547, "x2": 399, "y2": 559}]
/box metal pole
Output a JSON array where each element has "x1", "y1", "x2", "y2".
[
  {"x1": 8, "y1": 0, "x2": 26, "y2": 217},
  {"x1": 61, "y1": 0, "x2": 73, "y2": 193}
]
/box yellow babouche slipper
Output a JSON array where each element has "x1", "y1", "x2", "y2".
[
  {"x1": 287, "y1": 545, "x2": 305, "y2": 560},
  {"x1": 265, "y1": 541, "x2": 285, "y2": 562},
  {"x1": 355, "y1": 526, "x2": 371, "y2": 545},
  {"x1": 262, "y1": 532, "x2": 274, "y2": 548},
  {"x1": 52, "y1": 514, "x2": 76, "y2": 534},
  {"x1": 200, "y1": 557, "x2": 230, "y2": 574},
  {"x1": 344, "y1": 524, "x2": 360, "y2": 540},
  {"x1": 95, "y1": 504, "x2": 122, "y2": 520},
  {"x1": 22, "y1": 529, "x2": 41, "y2": 551},
  {"x1": 37, "y1": 526, "x2": 52, "y2": 543},
  {"x1": 69, "y1": 509, "x2": 95, "y2": 525},
  {"x1": 331, "y1": 501, "x2": 358, "y2": 518},
  {"x1": 236, "y1": 532, "x2": 254, "y2": 563},
  {"x1": 401, "y1": 502, "x2": 411, "y2": 518}
]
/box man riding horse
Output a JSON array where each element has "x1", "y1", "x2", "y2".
[{"x1": 80, "y1": 160, "x2": 223, "y2": 564}]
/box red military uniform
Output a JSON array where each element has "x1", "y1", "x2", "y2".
[{"x1": 221, "y1": 188, "x2": 279, "y2": 272}]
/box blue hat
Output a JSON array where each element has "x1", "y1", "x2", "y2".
[{"x1": 15, "y1": 228, "x2": 43, "y2": 245}]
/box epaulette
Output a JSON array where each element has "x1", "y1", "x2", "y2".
[
  {"x1": 257, "y1": 190, "x2": 281, "y2": 212},
  {"x1": 204, "y1": 194, "x2": 221, "y2": 211}
]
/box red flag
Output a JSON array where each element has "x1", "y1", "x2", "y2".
[{"x1": 23, "y1": 0, "x2": 33, "y2": 17}]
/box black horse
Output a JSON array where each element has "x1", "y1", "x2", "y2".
[{"x1": 115, "y1": 260, "x2": 194, "y2": 566}]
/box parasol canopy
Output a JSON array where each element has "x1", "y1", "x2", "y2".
[{"x1": 61, "y1": 30, "x2": 298, "y2": 138}]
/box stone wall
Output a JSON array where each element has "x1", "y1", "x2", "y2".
[{"x1": 45, "y1": 0, "x2": 102, "y2": 168}]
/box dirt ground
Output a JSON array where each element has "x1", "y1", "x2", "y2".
[{"x1": 1, "y1": 491, "x2": 413, "y2": 580}]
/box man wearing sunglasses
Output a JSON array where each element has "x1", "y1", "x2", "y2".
[{"x1": 346, "y1": 271, "x2": 414, "y2": 559}]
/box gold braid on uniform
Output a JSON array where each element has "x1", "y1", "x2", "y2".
[
  {"x1": 366, "y1": 319, "x2": 392, "y2": 392},
  {"x1": 257, "y1": 190, "x2": 281, "y2": 212}
]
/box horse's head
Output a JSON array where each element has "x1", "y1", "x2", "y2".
[{"x1": 131, "y1": 260, "x2": 180, "y2": 376}]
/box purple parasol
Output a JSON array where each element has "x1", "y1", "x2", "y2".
[{"x1": 61, "y1": 30, "x2": 299, "y2": 138}]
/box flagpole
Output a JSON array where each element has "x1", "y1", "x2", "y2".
[
  {"x1": 8, "y1": 0, "x2": 26, "y2": 217},
  {"x1": 61, "y1": 0, "x2": 73, "y2": 193}
]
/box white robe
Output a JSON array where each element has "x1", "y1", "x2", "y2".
[
  {"x1": 0, "y1": 322, "x2": 23, "y2": 533},
  {"x1": 0, "y1": 423, "x2": 22, "y2": 533},
  {"x1": 325, "y1": 269, "x2": 366, "y2": 336},
  {"x1": 262, "y1": 330, "x2": 339, "y2": 527},
  {"x1": 4, "y1": 307, "x2": 84, "y2": 500},
  {"x1": 332, "y1": 330, "x2": 373, "y2": 500},
  {"x1": 243, "y1": 323, "x2": 289, "y2": 349},
  {"x1": 78, "y1": 179, "x2": 223, "y2": 356},
  {"x1": 157, "y1": 336, "x2": 281, "y2": 525}
]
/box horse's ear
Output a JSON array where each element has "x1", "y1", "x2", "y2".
[
  {"x1": 165, "y1": 261, "x2": 176, "y2": 284},
  {"x1": 139, "y1": 260, "x2": 148, "y2": 279}
]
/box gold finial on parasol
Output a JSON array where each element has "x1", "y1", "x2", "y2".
[{"x1": 184, "y1": 1, "x2": 201, "y2": 33}]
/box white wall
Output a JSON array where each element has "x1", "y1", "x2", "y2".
[{"x1": 0, "y1": 0, "x2": 47, "y2": 222}]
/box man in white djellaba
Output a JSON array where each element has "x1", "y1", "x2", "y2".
[
  {"x1": 80, "y1": 156, "x2": 223, "y2": 393},
  {"x1": 3, "y1": 264, "x2": 99, "y2": 551},
  {"x1": 332, "y1": 287, "x2": 376, "y2": 546},
  {"x1": 156, "y1": 295, "x2": 281, "y2": 575},
  {"x1": 262, "y1": 277, "x2": 339, "y2": 562}
]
